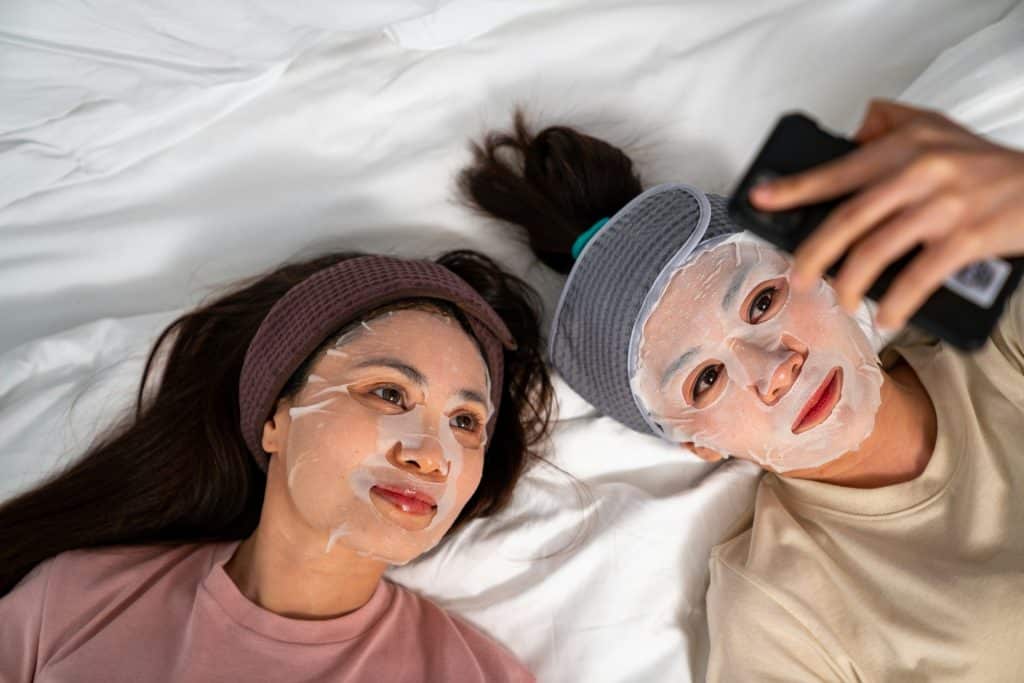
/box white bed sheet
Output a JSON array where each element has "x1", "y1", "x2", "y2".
[{"x1": 2, "y1": 1, "x2": 1021, "y2": 680}]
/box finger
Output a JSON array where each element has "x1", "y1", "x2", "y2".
[
  {"x1": 790, "y1": 159, "x2": 946, "y2": 288},
  {"x1": 973, "y1": 188, "x2": 1024, "y2": 257},
  {"x1": 750, "y1": 132, "x2": 910, "y2": 211},
  {"x1": 875, "y1": 235, "x2": 982, "y2": 330},
  {"x1": 854, "y1": 100, "x2": 929, "y2": 143},
  {"x1": 830, "y1": 197, "x2": 961, "y2": 311}
]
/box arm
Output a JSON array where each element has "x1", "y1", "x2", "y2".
[{"x1": 0, "y1": 561, "x2": 52, "y2": 683}]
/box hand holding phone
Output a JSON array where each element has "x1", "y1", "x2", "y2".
[{"x1": 728, "y1": 100, "x2": 1024, "y2": 350}]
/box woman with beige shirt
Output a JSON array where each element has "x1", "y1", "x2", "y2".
[{"x1": 460, "y1": 100, "x2": 1024, "y2": 681}]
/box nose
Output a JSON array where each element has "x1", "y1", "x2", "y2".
[
  {"x1": 387, "y1": 436, "x2": 449, "y2": 481},
  {"x1": 761, "y1": 351, "x2": 804, "y2": 405},
  {"x1": 729, "y1": 338, "x2": 804, "y2": 406}
]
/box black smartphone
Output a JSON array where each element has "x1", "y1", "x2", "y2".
[{"x1": 728, "y1": 112, "x2": 1024, "y2": 350}]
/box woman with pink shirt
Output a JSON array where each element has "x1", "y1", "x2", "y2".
[{"x1": 0, "y1": 249, "x2": 551, "y2": 682}]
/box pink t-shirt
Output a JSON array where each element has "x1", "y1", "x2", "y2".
[{"x1": 0, "y1": 542, "x2": 533, "y2": 682}]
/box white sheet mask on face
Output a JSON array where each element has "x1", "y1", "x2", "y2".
[
  {"x1": 280, "y1": 309, "x2": 493, "y2": 565},
  {"x1": 629, "y1": 233, "x2": 883, "y2": 473}
]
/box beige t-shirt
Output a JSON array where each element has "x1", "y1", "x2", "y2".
[{"x1": 706, "y1": 288, "x2": 1024, "y2": 682}]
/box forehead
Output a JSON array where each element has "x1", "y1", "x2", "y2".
[
  {"x1": 316, "y1": 309, "x2": 489, "y2": 384},
  {"x1": 651, "y1": 239, "x2": 790, "y2": 313}
]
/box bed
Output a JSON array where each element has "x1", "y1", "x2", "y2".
[{"x1": 3, "y1": 1, "x2": 1023, "y2": 680}]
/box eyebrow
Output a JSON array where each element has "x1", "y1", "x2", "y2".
[
  {"x1": 354, "y1": 357, "x2": 426, "y2": 385},
  {"x1": 353, "y1": 358, "x2": 488, "y2": 405},
  {"x1": 720, "y1": 262, "x2": 755, "y2": 311},
  {"x1": 457, "y1": 389, "x2": 488, "y2": 407},
  {"x1": 660, "y1": 346, "x2": 701, "y2": 389}
]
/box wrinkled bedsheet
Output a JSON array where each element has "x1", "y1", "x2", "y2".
[{"x1": 2, "y1": 1, "x2": 1021, "y2": 680}]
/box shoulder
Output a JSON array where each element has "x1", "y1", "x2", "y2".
[
  {"x1": 0, "y1": 558, "x2": 57, "y2": 679},
  {"x1": 708, "y1": 530, "x2": 768, "y2": 619},
  {"x1": 1, "y1": 542, "x2": 226, "y2": 674},
  {"x1": 710, "y1": 525, "x2": 752, "y2": 573},
  {"x1": 707, "y1": 533, "x2": 841, "y2": 681},
  {"x1": 48, "y1": 542, "x2": 223, "y2": 596},
  {"x1": 37, "y1": 543, "x2": 224, "y2": 653},
  {"x1": 708, "y1": 531, "x2": 764, "y2": 639},
  {"x1": 708, "y1": 476, "x2": 847, "y2": 608},
  {"x1": 708, "y1": 475, "x2": 806, "y2": 578},
  {"x1": 385, "y1": 582, "x2": 534, "y2": 682}
]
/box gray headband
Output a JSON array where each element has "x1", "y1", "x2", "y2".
[{"x1": 548, "y1": 184, "x2": 741, "y2": 435}]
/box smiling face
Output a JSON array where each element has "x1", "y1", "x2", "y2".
[
  {"x1": 630, "y1": 235, "x2": 883, "y2": 473},
  {"x1": 265, "y1": 309, "x2": 493, "y2": 565}
]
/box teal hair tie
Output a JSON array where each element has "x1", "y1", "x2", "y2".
[{"x1": 571, "y1": 217, "x2": 609, "y2": 259}]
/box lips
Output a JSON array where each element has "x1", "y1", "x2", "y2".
[
  {"x1": 791, "y1": 368, "x2": 842, "y2": 434},
  {"x1": 370, "y1": 485, "x2": 437, "y2": 516}
]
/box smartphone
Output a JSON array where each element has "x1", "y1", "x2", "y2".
[{"x1": 728, "y1": 112, "x2": 1024, "y2": 350}]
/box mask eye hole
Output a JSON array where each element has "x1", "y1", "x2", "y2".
[
  {"x1": 352, "y1": 383, "x2": 411, "y2": 413},
  {"x1": 450, "y1": 412, "x2": 479, "y2": 432},
  {"x1": 448, "y1": 408, "x2": 487, "y2": 449},
  {"x1": 684, "y1": 362, "x2": 727, "y2": 407},
  {"x1": 742, "y1": 277, "x2": 789, "y2": 324},
  {"x1": 372, "y1": 386, "x2": 405, "y2": 405}
]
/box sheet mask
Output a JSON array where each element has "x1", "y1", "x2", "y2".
[
  {"x1": 280, "y1": 309, "x2": 493, "y2": 565},
  {"x1": 629, "y1": 233, "x2": 883, "y2": 473},
  {"x1": 853, "y1": 295, "x2": 896, "y2": 354}
]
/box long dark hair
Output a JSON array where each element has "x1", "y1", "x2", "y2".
[
  {"x1": 0, "y1": 249, "x2": 553, "y2": 596},
  {"x1": 458, "y1": 110, "x2": 644, "y2": 274}
]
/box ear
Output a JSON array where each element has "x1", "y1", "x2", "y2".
[
  {"x1": 261, "y1": 401, "x2": 292, "y2": 457},
  {"x1": 681, "y1": 441, "x2": 725, "y2": 463}
]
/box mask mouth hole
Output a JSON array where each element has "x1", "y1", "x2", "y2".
[{"x1": 790, "y1": 367, "x2": 842, "y2": 434}]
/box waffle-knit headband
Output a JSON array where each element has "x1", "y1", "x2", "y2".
[{"x1": 239, "y1": 255, "x2": 517, "y2": 469}]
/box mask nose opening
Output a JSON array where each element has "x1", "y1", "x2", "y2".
[{"x1": 386, "y1": 436, "x2": 450, "y2": 480}]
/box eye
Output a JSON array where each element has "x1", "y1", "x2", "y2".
[
  {"x1": 692, "y1": 364, "x2": 723, "y2": 402},
  {"x1": 748, "y1": 287, "x2": 776, "y2": 322},
  {"x1": 371, "y1": 386, "x2": 405, "y2": 407},
  {"x1": 742, "y1": 278, "x2": 788, "y2": 324},
  {"x1": 450, "y1": 413, "x2": 479, "y2": 432}
]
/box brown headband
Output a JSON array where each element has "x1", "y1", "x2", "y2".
[{"x1": 238, "y1": 255, "x2": 517, "y2": 469}]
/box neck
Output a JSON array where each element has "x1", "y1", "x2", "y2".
[
  {"x1": 784, "y1": 359, "x2": 937, "y2": 487},
  {"x1": 225, "y1": 468, "x2": 388, "y2": 620}
]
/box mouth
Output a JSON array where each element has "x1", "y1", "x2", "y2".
[
  {"x1": 791, "y1": 367, "x2": 842, "y2": 435},
  {"x1": 369, "y1": 485, "x2": 438, "y2": 517}
]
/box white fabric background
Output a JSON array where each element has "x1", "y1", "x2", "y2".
[{"x1": 2, "y1": 1, "x2": 1022, "y2": 680}]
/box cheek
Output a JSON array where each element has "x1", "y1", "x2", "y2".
[
  {"x1": 682, "y1": 385, "x2": 787, "y2": 449},
  {"x1": 284, "y1": 411, "x2": 378, "y2": 524},
  {"x1": 453, "y1": 452, "x2": 485, "y2": 504}
]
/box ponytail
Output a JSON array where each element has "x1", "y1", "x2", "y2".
[{"x1": 458, "y1": 110, "x2": 644, "y2": 274}]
